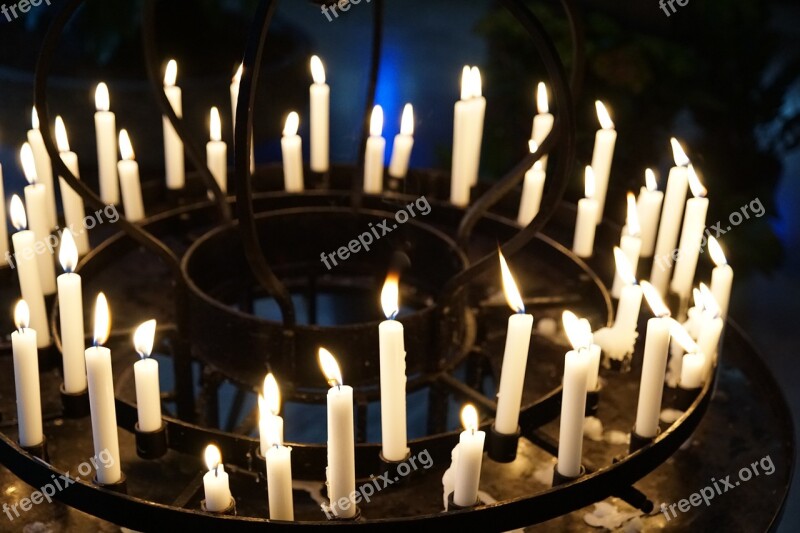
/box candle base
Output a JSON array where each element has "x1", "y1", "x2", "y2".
[
  {"x1": 201, "y1": 497, "x2": 237, "y2": 515},
  {"x1": 310, "y1": 169, "x2": 330, "y2": 190},
  {"x1": 671, "y1": 386, "x2": 701, "y2": 412},
  {"x1": 134, "y1": 422, "x2": 168, "y2": 460},
  {"x1": 585, "y1": 386, "x2": 601, "y2": 417},
  {"x1": 93, "y1": 473, "x2": 127, "y2": 494},
  {"x1": 21, "y1": 437, "x2": 49, "y2": 462},
  {"x1": 378, "y1": 450, "x2": 417, "y2": 486},
  {"x1": 59, "y1": 385, "x2": 90, "y2": 419},
  {"x1": 628, "y1": 427, "x2": 659, "y2": 454},
  {"x1": 446, "y1": 492, "x2": 480, "y2": 510},
  {"x1": 487, "y1": 425, "x2": 520, "y2": 463},
  {"x1": 322, "y1": 504, "x2": 361, "y2": 521},
  {"x1": 387, "y1": 176, "x2": 403, "y2": 191},
  {"x1": 551, "y1": 464, "x2": 585, "y2": 486}
]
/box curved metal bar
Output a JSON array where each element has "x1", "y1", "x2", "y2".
[
  {"x1": 234, "y1": 0, "x2": 296, "y2": 326},
  {"x1": 560, "y1": 0, "x2": 585, "y2": 95}
]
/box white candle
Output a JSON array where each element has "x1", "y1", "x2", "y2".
[
  {"x1": 590, "y1": 101, "x2": 617, "y2": 224},
  {"x1": 364, "y1": 105, "x2": 386, "y2": 194},
  {"x1": 266, "y1": 442, "x2": 294, "y2": 521},
  {"x1": 611, "y1": 193, "x2": 642, "y2": 298},
  {"x1": 309, "y1": 56, "x2": 330, "y2": 173},
  {"x1": 117, "y1": 130, "x2": 145, "y2": 222},
  {"x1": 94, "y1": 83, "x2": 119, "y2": 205},
  {"x1": 557, "y1": 317, "x2": 590, "y2": 478},
  {"x1": 670, "y1": 321, "x2": 705, "y2": 389},
  {"x1": 650, "y1": 139, "x2": 690, "y2": 295},
  {"x1": 563, "y1": 312, "x2": 599, "y2": 395},
  {"x1": 453, "y1": 404, "x2": 485, "y2": 507},
  {"x1": 207, "y1": 107, "x2": 228, "y2": 194},
  {"x1": 319, "y1": 348, "x2": 356, "y2": 518},
  {"x1": 573, "y1": 166, "x2": 598, "y2": 258},
  {"x1": 163, "y1": 60, "x2": 185, "y2": 190},
  {"x1": 388, "y1": 104, "x2": 415, "y2": 179},
  {"x1": 465, "y1": 66, "x2": 486, "y2": 187},
  {"x1": 612, "y1": 248, "x2": 643, "y2": 337},
  {"x1": 54, "y1": 117, "x2": 90, "y2": 256},
  {"x1": 27, "y1": 108, "x2": 57, "y2": 228},
  {"x1": 530, "y1": 82, "x2": 554, "y2": 169},
  {"x1": 281, "y1": 112, "x2": 304, "y2": 192},
  {"x1": 517, "y1": 144, "x2": 546, "y2": 226},
  {"x1": 696, "y1": 284, "x2": 723, "y2": 374},
  {"x1": 20, "y1": 143, "x2": 57, "y2": 296},
  {"x1": 379, "y1": 273, "x2": 408, "y2": 461},
  {"x1": 85, "y1": 293, "x2": 122, "y2": 484},
  {"x1": 637, "y1": 169, "x2": 663, "y2": 257},
  {"x1": 708, "y1": 237, "x2": 733, "y2": 320},
  {"x1": 0, "y1": 165, "x2": 7, "y2": 259},
  {"x1": 133, "y1": 319, "x2": 162, "y2": 432},
  {"x1": 9, "y1": 196, "x2": 50, "y2": 347},
  {"x1": 203, "y1": 445, "x2": 233, "y2": 512},
  {"x1": 57, "y1": 230, "x2": 87, "y2": 394},
  {"x1": 259, "y1": 373, "x2": 284, "y2": 455},
  {"x1": 494, "y1": 252, "x2": 534, "y2": 435},
  {"x1": 11, "y1": 300, "x2": 43, "y2": 447},
  {"x1": 586, "y1": 342, "x2": 602, "y2": 392},
  {"x1": 451, "y1": 66, "x2": 482, "y2": 206},
  {"x1": 670, "y1": 166, "x2": 709, "y2": 301},
  {"x1": 633, "y1": 282, "x2": 671, "y2": 438}
]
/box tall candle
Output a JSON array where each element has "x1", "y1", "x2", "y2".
[
  {"x1": 453, "y1": 404, "x2": 485, "y2": 507},
  {"x1": 27, "y1": 108, "x2": 56, "y2": 228},
  {"x1": 117, "y1": 130, "x2": 145, "y2": 222},
  {"x1": 573, "y1": 166, "x2": 598, "y2": 258},
  {"x1": 708, "y1": 237, "x2": 733, "y2": 320},
  {"x1": 54, "y1": 117, "x2": 90, "y2": 255},
  {"x1": 85, "y1": 293, "x2": 122, "y2": 484},
  {"x1": 530, "y1": 82, "x2": 554, "y2": 170},
  {"x1": 612, "y1": 193, "x2": 642, "y2": 298},
  {"x1": 517, "y1": 143, "x2": 546, "y2": 226},
  {"x1": 163, "y1": 59, "x2": 185, "y2": 190},
  {"x1": 281, "y1": 112, "x2": 304, "y2": 192},
  {"x1": 388, "y1": 104, "x2": 415, "y2": 179},
  {"x1": 465, "y1": 66, "x2": 486, "y2": 187},
  {"x1": 11, "y1": 300, "x2": 43, "y2": 447},
  {"x1": 133, "y1": 319, "x2": 162, "y2": 432},
  {"x1": 494, "y1": 251, "x2": 534, "y2": 435},
  {"x1": 590, "y1": 101, "x2": 617, "y2": 224},
  {"x1": 319, "y1": 348, "x2": 356, "y2": 518},
  {"x1": 637, "y1": 169, "x2": 663, "y2": 257},
  {"x1": 259, "y1": 373, "x2": 284, "y2": 455},
  {"x1": 650, "y1": 138, "x2": 690, "y2": 296},
  {"x1": 309, "y1": 56, "x2": 330, "y2": 173},
  {"x1": 207, "y1": 107, "x2": 228, "y2": 194},
  {"x1": 94, "y1": 83, "x2": 119, "y2": 205},
  {"x1": 0, "y1": 165, "x2": 7, "y2": 259},
  {"x1": 450, "y1": 66, "x2": 482, "y2": 206},
  {"x1": 57, "y1": 230, "x2": 86, "y2": 394},
  {"x1": 20, "y1": 143, "x2": 56, "y2": 296},
  {"x1": 670, "y1": 166, "x2": 709, "y2": 302},
  {"x1": 379, "y1": 273, "x2": 408, "y2": 461},
  {"x1": 697, "y1": 284, "x2": 723, "y2": 373},
  {"x1": 363, "y1": 105, "x2": 386, "y2": 194},
  {"x1": 203, "y1": 445, "x2": 233, "y2": 512},
  {"x1": 9, "y1": 196, "x2": 49, "y2": 347},
  {"x1": 266, "y1": 438, "x2": 294, "y2": 521},
  {"x1": 612, "y1": 247, "x2": 643, "y2": 336},
  {"x1": 557, "y1": 313, "x2": 590, "y2": 478}
]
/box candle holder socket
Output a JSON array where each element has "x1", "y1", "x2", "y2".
[
  {"x1": 134, "y1": 422, "x2": 168, "y2": 460},
  {"x1": 447, "y1": 492, "x2": 481, "y2": 510},
  {"x1": 585, "y1": 386, "x2": 601, "y2": 417},
  {"x1": 323, "y1": 504, "x2": 361, "y2": 521},
  {"x1": 21, "y1": 437, "x2": 49, "y2": 462},
  {"x1": 672, "y1": 386, "x2": 701, "y2": 412},
  {"x1": 59, "y1": 385, "x2": 90, "y2": 419},
  {"x1": 93, "y1": 473, "x2": 128, "y2": 494},
  {"x1": 551, "y1": 464, "x2": 585, "y2": 486},
  {"x1": 201, "y1": 497, "x2": 237, "y2": 515},
  {"x1": 378, "y1": 450, "x2": 417, "y2": 486},
  {"x1": 628, "y1": 426, "x2": 659, "y2": 454},
  {"x1": 487, "y1": 425, "x2": 520, "y2": 463}
]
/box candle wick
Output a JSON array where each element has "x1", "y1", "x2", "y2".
[{"x1": 215, "y1": 464, "x2": 219, "y2": 477}]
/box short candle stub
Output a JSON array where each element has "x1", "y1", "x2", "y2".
[
  {"x1": 585, "y1": 387, "x2": 601, "y2": 417},
  {"x1": 201, "y1": 497, "x2": 237, "y2": 516},
  {"x1": 628, "y1": 426, "x2": 659, "y2": 454},
  {"x1": 487, "y1": 425, "x2": 521, "y2": 463},
  {"x1": 59, "y1": 385, "x2": 90, "y2": 419},
  {"x1": 93, "y1": 473, "x2": 128, "y2": 494},
  {"x1": 378, "y1": 450, "x2": 415, "y2": 487},
  {"x1": 447, "y1": 492, "x2": 480, "y2": 510},
  {"x1": 551, "y1": 464, "x2": 586, "y2": 486},
  {"x1": 672, "y1": 385, "x2": 702, "y2": 412},
  {"x1": 21, "y1": 436, "x2": 49, "y2": 462},
  {"x1": 134, "y1": 422, "x2": 168, "y2": 460}
]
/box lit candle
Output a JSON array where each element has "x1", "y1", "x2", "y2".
[
  {"x1": 27, "y1": 108, "x2": 57, "y2": 228},
  {"x1": 0, "y1": 165, "x2": 7, "y2": 259},
  {"x1": 133, "y1": 319, "x2": 162, "y2": 433},
  {"x1": 57, "y1": 230, "x2": 86, "y2": 394},
  {"x1": 265, "y1": 428, "x2": 294, "y2": 521},
  {"x1": 117, "y1": 130, "x2": 145, "y2": 222},
  {"x1": 388, "y1": 104, "x2": 415, "y2": 179},
  {"x1": 20, "y1": 143, "x2": 57, "y2": 296},
  {"x1": 494, "y1": 251, "x2": 534, "y2": 435},
  {"x1": 517, "y1": 142, "x2": 546, "y2": 226},
  {"x1": 94, "y1": 83, "x2": 120, "y2": 205},
  {"x1": 259, "y1": 373, "x2": 284, "y2": 455},
  {"x1": 696, "y1": 284, "x2": 723, "y2": 375},
  {"x1": 708, "y1": 237, "x2": 733, "y2": 320},
  {"x1": 530, "y1": 82, "x2": 554, "y2": 170},
  {"x1": 54, "y1": 117, "x2": 90, "y2": 255},
  {"x1": 650, "y1": 138, "x2": 690, "y2": 296},
  {"x1": 163, "y1": 59, "x2": 185, "y2": 190},
  {"x1": 612, "y1": 248, "x2": 643, "y2": 337},
  {"x1": 379, "y1": 273, "x2": 408, "y2": 461},
  {"x1": 670, "y1": 165, "x2": 709, "y2": 302},
  {"x1": 281, "y1": 112, "x2": 304, "y2": 192},
  {"x1": 633, "y1": 282, "x2": 672, "y2": 438},
  {"x1": 671, "y1": 322, "x2": 705, "y2": 390},
  {"x1": 573, "y1": 166, "x2": 598, "y2": 258},
  {"x1": 9, "y1": 196, "x2": 49, "y2": 347},
  {"x1": 85, "y1": 293, "x2": 122, "y2": 484},
  {"x1": 207, "y1": 107, "x2": 228, "y2": 194},
  {"x1": 202, "y1": 444, "x2": 233, "y2": 512},
  {"x1": 563, "y1": 312, "x2": 599, "y2": 392},
  {"x1": 590, "y1": 101, "x2": 616, "y2": 224},
  {"x1": 557, "y1": 313, "x2": 590, "y2": 478},
  {"x1": 363, "y1": 105, "x2": 385, "y2": 194},
  {"x1": 465, "y1": 66, "x2": 486, "y2": 187},
  {"x1": 309, "y1": 55, "x2": 330, "y2": 173},
  {"x1": 450, "y1": 66, "x2": 483, "y2": 206},
  {"x1": 637, "y1": 169, "x2": 663, "y2": 258},
  {"x1": 319, "y1": 348, "x2": 356, "y2": 518},
  {"x1": 453, "y1": 404, "x2": 485, "y2": 507},
  {"x1": 611, "y1": 193, "x2": 642, "y2": 298},
  {"x1": 11, "y1": 300, "x2": 43, "y2": 447},
  {"x1": 230, "y1": 64, "x2": 255, "y2": 173}
]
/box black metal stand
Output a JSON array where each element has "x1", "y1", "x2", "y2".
[
  {"x1": 59, "y1": 385, "x2": 90, "y2": 419},
  {"x1": 585, "y1": 387, "x2": 601, "y2": 417},
  {"x1": 21, "y1": 438, "x2": 48, "y2": 462},
  {"x1": 324, "y1": 505, "x2": 362, "y2": 521},
  {"x1": 378, "y1": 450, "x2": 416, "y2": 485},
  {"x1": 447, "y1": 493, "x2": 481, "y2": 510},
  {"x1": 672, "y1": 385, "x2": 701, "y2": 411},
  {"x1": 487, "y1": 425, "x2": 521, "y2": 463},
  {"x1": 629, "y1": 428, "x2": 657, "y2": 454},
  {"x1": 134, "y1": 422, "x2": 168, "y2": 460},
  {"x1": 552, "y1": 464, "x2": 585, "y2": 486}
]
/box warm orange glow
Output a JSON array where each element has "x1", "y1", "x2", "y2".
[
  {"x1": 668, "y1": 319, "x2": 699, "y2": 354},
  {"x1": 645, "y1": 168, "x2": 657, "y2": 192},
  {"x1": 134, "y1": 319, "x2": 157, "y2": 359},
  {"x1": 626, "y1": 192, "x2": 640, "y2": 237},
  {"x1": 310, "y1": 55, "x2": 326, "y2": 84},
  {"x1": 584, "y1": 166, "x2": 596, "y2": 199},
  {"x1": 370, "y1": 105, "x2": 384, "y2": 137},
  {"x1": 536, "y1": 82, "x2": 549, "y2": 114},
  {"x1": 204, "y1": 444, "x2": 222, "y2": 471},
  {"x1": 400, "y1": 104, "x2": 414, "y2": 136},
  {"x1": 499, "y1": 249, "x2": 525, "y2": 313},
  {"x1": 14, "y1": 300, "x2": 30, "y2": 330},
  {"x1": 55, "y1": 116, "x2": 70, "y2": 153},
  {"x1": 93, "y1": 292, "x2": 111, "y2": 346},
  {"x1": 164, "y1": 59, "x2": 178, "y2": 87},
  {"x1": 59, "y1": 229, "x2": 78, "y2": 273},
  {"x1": 562, "y1": 310, "x2": 592, "y2": 351},
  {"x1": 95, "y1": 83, "x2": 110, "y2": 112},
  {"x1": 613, "y1": 247, "x2": 636, "y2": 286},
  {"x1": 283, "y1": 111, "x2": 299, "y2": 137},
  {"x1": 381, "y1": 272, "x2": 400, "y2": 320},
  {"x1": 20, "y1": 143, "x2": 37, "y2": 185},
  {"x1": 31, "y1": 107, "x2": 39, "y2": 130},
  {"x1": 687, "y1": 165, "x2": 707, "y2": 198},
  {"x1": 595, "y1": 101, "x2": 614, "y2": 130},
  {"x1": 118, "y1": 129, "x2": 135, "y2": 161},
  {"x1": 670, "y1": 138, "x2": 690, "y2": 167},
  {"x1": 10, "y1": 195, "x2": 27, "y2": 231},
  {"x1": 641, "y1": 281, "x2": 670, "y2": 318},
  {"x1": 460, "y1": 404, "x2": 478, "y2": 432},
  {"x1": 708, "y1": 237, "x2": 727, "y2": 267},
  {"x1": 263, "y1": 373, "x2": 281, "y2": 416},
  {"x1": 318, "y1": 347, "x2": 343, "y2": 387},
  {"x1": 210, "y1": 107, "x2": 222, "y2": 142}
]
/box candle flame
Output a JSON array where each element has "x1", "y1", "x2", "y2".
[
  {"x1": 210, "y1": 107, "x2": 222, "y2": 142},
  {"x1": 536, "y1": 82, "x2": 549, "y2": 114},
  {"x1": 283, "y1": 111, "x2": 299, "y2": 137},
  {"x1": 692, "y1": 287, "x2": 703, "y2": 310},
  {"x1": 626, "y1": 192, "x2": 641, "y2": 237},
  {"x1": 232, "y1": 63, "x2": 243, "y2": 84},
  {"x1": 708, "y1": 236, "x2": 727, "y2": 267},
  {"x1": 595, "y1": 101, "x2": 614, "y2": 130},
  {"x1": 470, "y1": 67, "x2": 482, "y2": 98},
  {"x1": 645, "y1": 168, "x2": 657, "y2": 192},
  {"x1": 460, "y1": 66, "x2": 472, "y2": 100},
  {"x1": 670, "y1": 138, "x2": 690, "y2": 167},
  {"x1": 55, "y1": 116, "x2": 70, "y2": 153},
  {"x1": 613, "y1": 246, "x2": 637, "y2": 286},
  {"x1": 381, "y1": 272, "x2": 400, "y2": 320},
  {"x1": 263, "y1": 373, "x2": 281, "y2": 416},
  {"x1": 310, "y1": 55, "x2": 326, "y2": 84},
  {"x1": 460, "y1": 404, "x2": 478, "y2": 432},
  {"x1": 10, "y1": 195, "x2": 27, "y2": 231},
  {"x1": 668, "y1": 318, "x2": 699, "y2": 354},
  {"x1": 699, "y1": 283, "x2": 721, "y2": 318},
  {"x1": 118, "y1": 129, "x2": 135, "y2": 161},
  {"x1": 584, "y1": 166, "x2": 596, "y2": 199},
  {"x1": 562, "y1": 310, "x2": 592, "y2": 351},
  {"x1": 528, "y1": 140, "x2": 538, "y2": 155},
  {"x1": 400, "y1": 104, "x2": 414, "y2": 136},
  {"x1": 31, "y1": 107, "x2": 39, "y2": 130},
  {"x1": 370, "y1": 105, "x2": 384, "y2": 137},
  {"x1": 641, "y1": 281, "x2": 670, "y2": 318},
  {"x1": 20, "y1": 143, "x2": 37, "y2": 185},
  {"x1": 134, "y1": 319, "x2": 157, "y2": 359},
  {"x1": 499, "y1": 249, "x2": 525, "y2": 313},
  {"x1": 164, "y1": 59, "x2": 178, "y2": 87},
  {"x1": 59, "y1": 229, "x2": 78, "y2": 273},
  {"x1": 687, "y1": 165, "x2": 707, "y2": 198},
  {"x1": 93, "y1": 292, "x2": 111, "y2": 346},
  {"x1": 14, "y1": 300, "x2": 30, "y2": 330},
  {"x1": 95, "y1": 83, "x2": 110, "y2": 112},
  {"x1": 204, "y1": 444, "x2": 221, "y2": 472},
  {"x1": 318, "y1": 347, "x2": 343, "y2": 387}
]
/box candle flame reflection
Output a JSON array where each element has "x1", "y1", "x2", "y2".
[
  {"x1": 498, "y1": 249, "x2": 525, "y2": 314},
  {"x1": 318, "y1": 347, "x2": 343, "y2": 387},
  {"x1": 709, "y1": 237, "x2": 727, "y2": 267},
  {"x1": 14, "y1": 299, "x2": 30, "y2": 331},
  {"x1": 381, "y1": 272, "x2": 400, "y2": 320},
  {"x1": 460, "y1": 404, "x2": 478, "y2": 432},
  {"x1": 134, "y1": 319, "x2": 157, "y2": 359},
  {"x1": 93, "y1": 292, "x2": 111, "y2": 347},
  {"x1": 59, "y1": 229, "x2": 78, "y2": 273},
  {"x1": 10, "y1": 195, "x2": 27, "y2": 231},
  {"x1": 641, "y1": 281, "x2": 670, "y2": 318}
]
